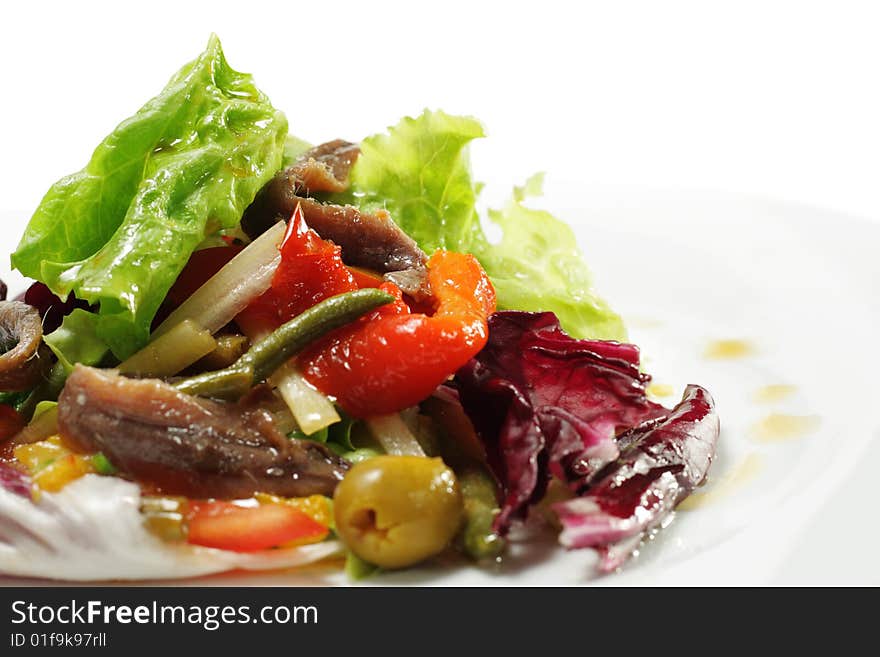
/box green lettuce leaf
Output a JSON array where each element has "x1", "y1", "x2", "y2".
[
  {"x1": 345, "y1": 110, "x2": 486, "y2": 253},
  {"x1": 475, "y1": 175, "x2": 626, "y2": 341},
  {"x1": 43, "y1": 309, "x2": 110, "y2": 372},
  {"x1": 11, "y1": 35, "x2": 287, "y2": 359},
  {"x1": 282, "y1": 135, "x2": 313, "y2": 167},
  {"x1": 346, "y1": 111, "x2": 625, "y2": 341}
]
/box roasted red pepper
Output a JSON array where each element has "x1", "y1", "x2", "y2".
[
  {"x1": 301, "y1": 250, "x2": 496, "y2": 417},
  {"x1": 237, "y1": 206, "x2": 357, "y2": 337},
  {"x1": 237, "y1": 204, "x2": 496, "y2": 417}
]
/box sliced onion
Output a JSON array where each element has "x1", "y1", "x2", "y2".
[
  {"x1": 151, "y1": 221, "x2": 286, "y2": 340},
  {"x1": 271, "y1": 363, "x2": 340, "y2": 436},
  {"x1": 367, "y1": 413, "x2": 426, "y2": 456}
]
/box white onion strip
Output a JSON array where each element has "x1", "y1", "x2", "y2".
[
  {"x1": 367, "y1": 413, "x2": 425, "y2": 456},
  {"x1": 271, "y1": 363, "x2": 341, "y2": 436},
  {"x1": 151, "y1": 221, "x2": 286, "y2": 340}
]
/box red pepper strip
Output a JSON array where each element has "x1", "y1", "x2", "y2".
[
  {"x1": 300, "y1": 250, "x2": 496, "y2": 418},
  {"x1": 236, "y1": 204, "x2": 496, "y2": 417},
  {"x1": 236, "y1": 205, "x2": 357, "y2": 337},
  {"x1": 347, "y1": 266, "x2": 385, "y2": 289}
]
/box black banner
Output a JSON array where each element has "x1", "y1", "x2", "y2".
[{"x1": 0, "y1": 586, "x2": 871, "y2": 651}]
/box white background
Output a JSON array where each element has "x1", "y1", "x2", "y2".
[
  {"x1": 1, "y1": 1, "x2": 878, "y2": 586},
  {"x1": 2, "y1": 0, "x2": 880, "y2": 219}
]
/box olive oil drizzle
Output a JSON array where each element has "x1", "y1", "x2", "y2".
[
  {"x1": 753, "y1": 384, "x2": 797, "y2": 403},
  {"x1": 679, "y1": 453, "x2": 764, "y2": 510},
  {"x1": 703, "y1": 339, "x2": 756, "y2": 360},
  {"x1": 751, "y1": 413, "x2": 821, "y2": 443}
]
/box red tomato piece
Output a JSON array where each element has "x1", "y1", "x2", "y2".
[
  {"x1": 0, "y1": 404, "x2": 24, "y2": 443},
  {"x1": 186, "y1": 501, "x2": 328, "y2": 552},
  {"x1": 166, "y1": 245, "x2": 244, "y2": 307}
]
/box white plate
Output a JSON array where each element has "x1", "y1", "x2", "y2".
[{"x1": 1, "y1": 189, "x2": 878, "y2": 586}]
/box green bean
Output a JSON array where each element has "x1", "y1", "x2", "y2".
[
  {"x1": 174, "y1": 288, "x2": 394, "y2": 398},
  {"x1": 243, "y1": 289, "x2": 393, "y2": 382},
  {"x1": 192, "y1": 334, "x2": 250, "y2": 371},
  {"x1": 174, "y1": 366, "x2": 254, "y2": 398},
  {"x1": 457, "y1": 465, "x2": 505, "y2": 561},
  {"x1": 420, "y1": 394, "x2": 505, "y2": 561},
  {"x1": 17, "y1": 361, "x2": 67, "y2": 421}
]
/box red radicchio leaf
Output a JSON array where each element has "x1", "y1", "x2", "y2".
[
  {"x1": 554, "y1": 384, "x2": 719, "y2": 571},
  {"x1": 0, "y1": 462, "x2": 31, "y2": 498},
  {"x1": 15, "y1": 282, "x2": 89, "y2": 334},
  {"x1": 454, "y1": 311, "x2": 668, "y2": 533}
]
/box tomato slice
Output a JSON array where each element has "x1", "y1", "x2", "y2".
[
  {"x1": 0, "y1": 404, "x2": 24, "y2": 443},
  {"x1": 166, "y1": 245, "x2": 244, "y2": 308},
  {"x1": 186, "y1": 501, "x2": 328, "y2": 552}
]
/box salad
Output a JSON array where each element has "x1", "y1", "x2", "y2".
[{"x1": 0, "y1": 36, "x2": 719, "y2": 581}]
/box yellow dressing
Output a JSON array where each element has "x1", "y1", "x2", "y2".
[
  {"x1": 679, "y1": 453, "x2": 764, "y2": 510},
  {"x1": 703, "y1": 339, "x2": 755, "y2": 360},
  {"x1": 753, "y1": 384, "x2": 797, "y2": 403},
  {"x1": 647, "y1": 383, "x2": 675, "y2": 399},
  {"x1": 751, "y1": 413, "x2": 821, "y2": 443}
]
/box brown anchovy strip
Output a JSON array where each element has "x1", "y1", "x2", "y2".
[
  {"x1": 58, "y1": 365, "x2": 349, "y2": 499},
  {"x1": 290, "y1": 139, "x2": 360, "y2": 195},
  {"x1": 241, "y1": 141, "x2": 430, "y2": 298},
  {"x1": 0, "y1": 301, "x2": 52, "y2": 392}
]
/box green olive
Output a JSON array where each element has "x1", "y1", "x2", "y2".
[{"x1": 333, "y1": 456, "x2": 463, "y2": 569}]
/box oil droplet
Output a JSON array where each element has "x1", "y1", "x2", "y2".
[
  {"x1": 751, "y1": 414, "x2": 820, "y2": 443},
  {"x1": 647, "y1": 383, "x2": 675, "y2": 399},
  {"x1": 679, "y1": 453, "x2": 764, "y2": 510},
  {"x1": 704, "y1": 339, "x2": 756, "y2": 360},
  {"x1": 753, "y1": 384, "x2": 797, "y2": 403}
]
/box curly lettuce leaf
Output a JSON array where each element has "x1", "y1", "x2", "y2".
[
  {"x1": 43, "y1": 309, "x2": 109, "y2": 372},
  {"x1": 346, "y1": 111, "x2": 625, "y2": 341},
  {"x1": 282, "y1": 135, "x2": 313, "y2": 167},
  {"x1": 475, "y1": 174, "x2": 626, "y2": 341},
  {"x1": 11, "y1": 35, "x2": 287, "y2": 359},
  {"x1": 346, "y1": 110, "x2": 486, "y2": 254}
]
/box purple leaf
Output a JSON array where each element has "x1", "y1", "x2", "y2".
[
  {"x1": 0, "y1": 462, "x2": 31, "y2": 498},
  {"x1": 16, "y1": 282, "x2": 89, "y2": 333},
  {"x1": 554, "y1": 384, "x2": 719, "y2": 571},
  {"x1": 454, "y1": 311, "x2": 668, "y2": 533}
]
